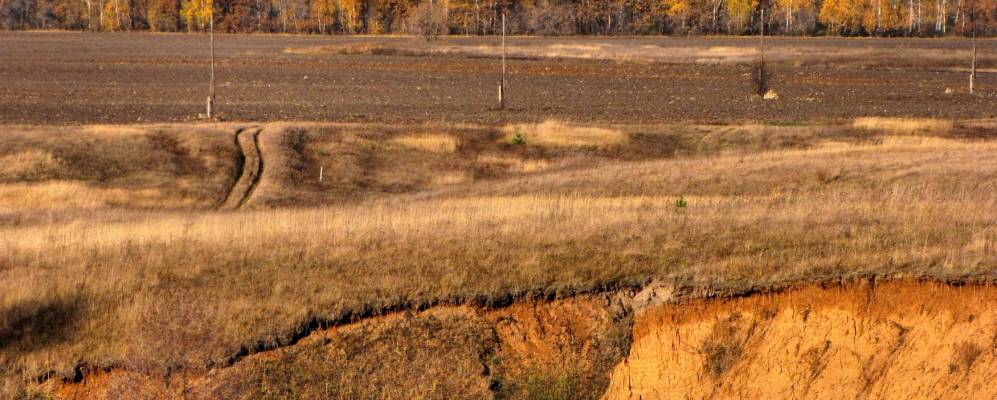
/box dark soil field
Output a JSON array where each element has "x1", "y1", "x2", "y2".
[{"x1": 1, "y1": 32, "x2": 995, "y2": 125}]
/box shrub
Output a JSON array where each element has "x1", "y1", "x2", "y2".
[{"x1": 407, "y1": 1, "x2": 447, "y2": 40}]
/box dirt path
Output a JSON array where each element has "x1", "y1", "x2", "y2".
[{"x1": 219, "y1": 127, "x2": 263, "y2": 210}]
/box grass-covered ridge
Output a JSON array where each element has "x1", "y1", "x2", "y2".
[{"x1": 1, "y1": 120, "x2": 996, "y2": 395}]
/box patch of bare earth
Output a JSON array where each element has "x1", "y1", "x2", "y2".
[{"x1": 604, "y1": 280, "x2": 997, "y2": 400}]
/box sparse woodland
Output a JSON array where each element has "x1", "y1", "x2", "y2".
[{"x1": 0, "y1": 0, "x2": 994, "y2": 35}]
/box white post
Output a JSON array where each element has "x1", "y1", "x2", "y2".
[
  {"x1": 319, "y1": 166, "x2": 324, "y2": 182},
  {"x1": 207, "y1": 10, "x2": 215, "y2": 119}
]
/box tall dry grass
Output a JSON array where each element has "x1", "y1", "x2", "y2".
[
  {"x1": 390, "y1": 134, "x2": 459, "y2": 153},
  {"x1": 0, "y1": 125, "x2": 237, "y2": 220},
  {"x1": 2, "y1": 132, "x2": 996, "y2": 394},
  {"x1": 0, "y1": 181, "x2": 172, "y2": 211},
  {"x1": 853, "y1": 117, "x2": 954, "y2": 135},
  {"x1": 505, "y1": 121, "x2": 627, "y2": 148},
  {"x1": 0, "y1": 150, "x2": 62, "y2": 181}
]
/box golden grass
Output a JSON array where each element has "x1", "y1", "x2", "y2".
[
  {"x1": 391, "y1": 134, "x2": 459, "y2": 153},
  {"x1": 853, "y1": 117, "x2": 954, "y2": 135},
  {"x1": 0, "y1": 181, "x2": 169, "y2": 211},
  {"x1": 0, "y1": 150, "x2": 61, "y2": 181},
  {"x1": 3, "y1": 132, "x2": 996, "y2": 395},
  {"x1": 0, "y1": 124, "x2": 237, "y2": 216},
  {"x1": 284, "y1": 43, "x2": 391, "y2": 56},
  {"x1": 477, "y1": 155, "x2": 550, "y2": 173},
  {"x1": 80, "y1": 125, "x2": 148, "y2": 136},
  {"x1": 431, "y1": 172, "x2": 471, "y2": 186},
  {"x1": 3, "y1": 120, "x2": 997, "y2": 398},
  {"x1": 506, "y1": 121, "x2": 627, "y2": 148}
]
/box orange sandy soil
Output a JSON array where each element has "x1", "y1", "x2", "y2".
[
  {"x1": 47, "y1": 279, "x2": 996, "y2": 399},
  {"x1": 605, "y1": 280, "x2": 997, "y2": 400}
]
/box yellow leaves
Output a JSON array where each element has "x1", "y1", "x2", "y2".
[
  {"x1": 663, "y1": 0, "x2": 691, "y2": 15},
  {"x1": 101, "y1": 0, "x2": 126, "y2": 31},
  {"x1": 726, "y1": 0, "x2": 760, "y2": 30},
  {"x1": 335, "y1": 0, "x2": 361, "y2": 33},
  {"x1": 147, "y1": 0, "x2": 162, "y2": 31},
  {"x1": 310, "y1": 0, "x2": 362, "y2": 33},
  {"x1": 180, "y1": 0, "x2": 212, "y2": 31}
]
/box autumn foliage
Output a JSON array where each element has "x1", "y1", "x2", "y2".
[{"x1": 0, "y1": 0, "x2": 994, "y2": 36}]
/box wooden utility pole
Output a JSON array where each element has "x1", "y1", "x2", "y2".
[
  {"x1": 499, "y1": 13, "x2": 506, "y2": 109},
  {"x1": 207, "y1": 11, "x2": 215, "y2": 119},
  {"x1": 759, "y1": 8, "x2": 766, "y2": 95},
  {"x1": 970, "y1": 10, "x2": 977, "y2": 95},
  {"x1": 760, "y1": 8, "x2": 765, "y2": 60}
]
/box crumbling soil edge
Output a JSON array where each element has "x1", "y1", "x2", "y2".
[{"x1": 37, "y1": 271, "x2": 997, "y2": 386}]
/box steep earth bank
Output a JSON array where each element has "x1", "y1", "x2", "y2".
[{"x1": 49, "y1": 278, "x2": 996, "y2": 399}]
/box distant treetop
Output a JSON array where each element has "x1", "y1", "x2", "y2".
[{"x1": 1, "y1": 0, "x2": 994, "y2": 36}]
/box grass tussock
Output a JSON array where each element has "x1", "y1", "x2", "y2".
[
  {"x1": 853, "y1": 117, "x2": 954, "y2": 136},
  {"x1": 0, "y1": 181, "x2": 171, "y2": 211},
  {"x1": 506, "y1": 121, "x2": 627, "y2": 148},
  {"x1": 477, "y1": 155, "x2": 550, "y2": 173},
  {"x1": 0, "y1": 150, "x2": 62, "y2": 182},
  {"x1": 390, "y1": 134, "x2": 460, "y2": 153}
]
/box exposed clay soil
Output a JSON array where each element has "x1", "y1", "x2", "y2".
[
  {"x1": 47, "y1": 278, "x2": 997, "y2": 399},
  {"x1": 1, "y1": 33, "x2": 996, "y2": 126},
  {"x1": 605, "y1": 279, "x2": 997, "y2": 400}
]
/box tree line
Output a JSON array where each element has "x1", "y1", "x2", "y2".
[{"x1": 1, "y1": 0, "x2": 993, "y2": 36}]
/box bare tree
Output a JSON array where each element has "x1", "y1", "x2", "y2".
[{"x1": 409, "y1": 0, "x2": 446, "y2": 40}]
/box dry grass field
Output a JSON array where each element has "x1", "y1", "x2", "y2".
[{"x1": 1, "y1": 118, "x2": 995, "y2": 398}]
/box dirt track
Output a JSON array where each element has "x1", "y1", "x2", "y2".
[
  {"x1": 1, "y1": 32, "x2": 995, "y2": 125},
  {"x1": 219, "y1": 126, "x2": 263, "y2": 210}
]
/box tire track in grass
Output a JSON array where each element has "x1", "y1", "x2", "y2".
[{"x1": 219, "y1": 126, "x2": 263, "y2": 210}]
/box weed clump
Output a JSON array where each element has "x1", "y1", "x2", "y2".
[{"x1": 702, "y1": 314, "x2": 746, "y2": 378}]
